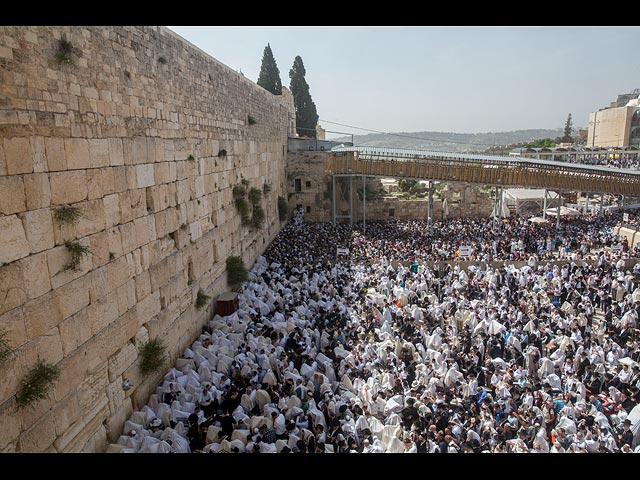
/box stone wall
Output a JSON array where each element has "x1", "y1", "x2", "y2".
[{"x1": 0, "y1": 26, "x2": 289, "y2": 452}]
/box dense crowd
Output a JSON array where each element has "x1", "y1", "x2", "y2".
[{"x1": 113, "y1": 212, "x2": 640, "y2": 453}]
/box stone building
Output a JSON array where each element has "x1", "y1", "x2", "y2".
[{"x1": 587, "y1": 89, "x2": 640, "y2": 147}]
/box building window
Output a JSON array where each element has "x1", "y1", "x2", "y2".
[
  {"x1": 305, "y1": 181, "x2": 311, "y2": 188},
  {"x1": 389, "y1": 208, "x2": 395, "y2": 217},
  {"x1": 306, "y1": 206, "x2": 311, "y2": 214},
  {"x1": 295, "y1": 179, "x2": 301, "y2": 193}
]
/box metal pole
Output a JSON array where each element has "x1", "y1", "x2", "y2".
[
  {"x1": 622, "y1": 195, "x2": 625, "y2": 210},
  {"x1": 332, "y1": 175, "x2": 336, "y2": 226},
  {"x1": 556, "y1": 191, "x2": 561, "y2": 231},
  {"x1": 586, "y1": 193, "x2": 590, "y2": 215},
  {"x1": 428, "y1": 181, "x2": 433, "y2": 225},
  {"x1": 363, "y1": 174, "x2": 366, "y2": 234},
  {"x1": 543, "y1": 189, "x2": 547, "y2": 220},
  {"x1": 493, "y1": 186, "x2": 499, "y2": 226},
  {"x1": 349, "y1": 175, "x2": 353, "y2": 225},
  {"x1": 600, "y1": 193, "x2": 604, "y2": 217}
]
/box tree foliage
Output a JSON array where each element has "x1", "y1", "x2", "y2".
[
  {"x1": 563, "y1": 113, "x2": 574, "y2": 143},
  {"x1": 257, "y1": 44, "x2": 282, "y2": 95},
  {"x1": 289, "y1": 56, "x2": 319, "y2": 138},
  {"x1": 523, "y1": 138, "x2": 556, "y2": 148}
]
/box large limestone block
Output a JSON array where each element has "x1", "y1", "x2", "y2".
[
  {"x1": 58, "y1": 308, "x2": 91, "y2": 356},
  {"x1": 134, "y1": 271, "x2": 152, "y2": 302},
  {"x1": 0, "y1": 215, "x2": 30, "y2": 264},
  {"x1": 20, "y1": 207, "x2": 55, "y2": 253},
  {"x1": 23, "y1": 290, "x2": 63, "y2": 337},
  {"x1": 107, "y1": 343, "x2": 138, "y2": 383},
  {"x1": 49, "y1": 170, "x2": 88, "y2": 204},
  {"x1": 136, "y1": 163, "x2": 155, "y2": 188},
  {"x1": 118, "y1": 188, "x2": 146, "y2": 223},
  {"x1": 0, "y1": 305, "x2": 27, "y2": 350},
  {"x1": 106, "y1": 255, "x2": 131, "y2": 292},
  {"x1": 103, "y1": 193, "x2": 121, "y2": 227},
  {"x1": 108, "y1": 138, "x2": 124, "y2": 167},
  {"x1": 77, "y1": 363, "x2": 109, "y2": 412},
  {"x1": 20, "y1": 251, "x2": 52, "y2": 299},
  {"x1": 105, "y1": 398, "x2": 132, "y2": 444},
  {"x1": 81, "y1": 425, "x2": 107, "y2": 453},
  {"x1": 18, "y1": 411, "x2": 57, "y2": 452},
  {"x1": 87, "y1": 229, "x2": 111, "y2": 268},
  {"x1": 23, "y1": 173, "x2": 51, "y2": 210},
  {"x1": 0, "y1": 175, "x2": 26, "y2": 214},
  {"x1": 0, "y1": 262, "x2": 27, "y2": 316},
  {"x1": 52, "y1": 198, "x2": 106, "y2": 245},
  {"x1": 54, "y1": 397, "x2": 109, "y2": 452},
  {"x1": 64, "y1": 138, "x2": 91, "y2": 170},
  {"x1": 87, "y1": 291, "x2": 120, "y2": 335},
  {"x1": 30, "y1": 136, "x2": 47, "y2": 173},
  {"x1": 4, "y1": 137, "x2": 32, "y2": 175},
  {"x1": 44, "y1": 137, "x2": 66, "y2": 171},
  {"x1": 154, "y1": 162, "x2": 171, "y2": 184},
  {"x1": 51, "y1": 391, "x2": 81, "y2": 437},
  {"x1": 88, "y1": 139, "x2": 110, "y2": 168},
  {"x1": 123, "y1": 137, "x2": 148, "y2": 165},
  {"x1": 0, "y1": 399, "x2": 21, "y2": 451},
  {"x1": 23, "y1": 326, "x2": 65, "y2": 366},
  {"x1": 115, "y1": 279, "x2": 137, "y2": 316},
  {"x1": 54, "y1": 276, "x2": 90, "y2": 320},
  {"x1": 47, "y1": 241, "x2": 92, "y2": 290},
  {"x1": 87, "y1": 167, "x2": 115, "y2": 200}
]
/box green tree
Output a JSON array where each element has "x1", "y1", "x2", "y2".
[
  {"x1": 289, "y1": 56, "x2": 319, "y2": 138},
  {"x1": 524, "y1": 138, "x2": 556, "y2": 148},
  {"x1": 563, "y1": 113, "x2": 574, "y2": 143},
  {"x1": 257, "y1": 44, "x2": 282, "y2": 95}
]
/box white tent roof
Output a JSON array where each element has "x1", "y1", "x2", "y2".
[
  {"x1": 545, "y1": 206, "x2": 581, "y2": 217},
  {"x1": 504, "y1": 189, "x2": 559, "y2": 201}
]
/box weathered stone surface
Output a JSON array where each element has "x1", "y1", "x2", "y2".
[
  {"x1": 23, "y1": 290, "x2": 63, "y2": 337},
  {"x1": 30, "y1": 136, "x2": 47, "y2": 173},
  {"x1": 45, "y1": 137, "x2": 66, "y2": 171},
  {"x1": 64, "y1": 138, "x2": 91, "y2": 170},
  {"x1": 47, "y1": 241, "x2": 92, "y2": 290},
  {"x1": 58, "y1": 308, "x2": 92, "y2": 356},
  {"x1": 87, "y1": 167, "x2": 115, "y2": 200},
  {"x1": 4, "y1": 137, "x2": 32, "y2": 175},
  {"x1": 19, "y1": 251, "x2": 52, "y2": 299},
  {"x1": 0, "y1": 215, "x2": 30, "y2": 264},
  {"x1": 20, "y1": 207, "x2": 55, "y2": 253},
  {"x1": 18, "y1": 411, "x2": 57, "y2": 452},
  {"x1": 88, "y1": 139, "x2": 110, "y2": 168},
  {"x1": 49, "y1": 170, "x2": 88, "y2": 204},
  {"x1": 108, "y1": 138, "x2": 124, "y2": 167},
  {"x1": 0, "y1": 399, "x2": 21, "y2": 450},
  {"x1": 23, "y1": 173, "x2": 51, "y2": 210},
  {"x1": 0, "y1": 175, "x2": 26, "y2": 214},
  {"x1": 107, "y1": 343, "x2": 137, "y2": 383},
  {"x1": 87, "y1": 291, "x2": 120, "y2": 335},
  {"x1": 136, "y1": 163, "x2": 155, "y2": 188},
  {"x1": 51, "y1": 391, "x2": 81, "y2": 437},
  {"x1": 53, "y1": 276, "x2": 90, "y2": 320}
]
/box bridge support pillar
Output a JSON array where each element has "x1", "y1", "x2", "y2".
[
  {"x1": 543, "y1": 189, "x2": 548, "y2": 221},
  {"x1": 332, "y1": 175, "x2": 336, "y2": 226},
  {"x1": 349, "y1": 175, "x2": 353, "y2": 226},
  {"x1": 428, "y1": 181, "x2": 433, "y2": 225},
  {"x1": 362, "y1": 174, "x2": 366, "y2": 234},
  {"x1": 556, "y1": 193, "x2": 561, "y2": 231},
  {"x1": 600, "y1": 193, "x2": 604, "y2": 217}
]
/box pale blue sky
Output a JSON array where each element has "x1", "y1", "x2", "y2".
[{"x1": 169, "y1": 26, "x2": 640, "y2": 137}]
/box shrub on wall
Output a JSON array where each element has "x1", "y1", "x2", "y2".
[
  {"x1": 235, "y1": 197, "x2": 251, "y2": 225},
  {"x1": 195, "y1": 289, "x2": 210, "y2": 310},
  {"x1": 55, "y1": 34, "x2": 75, "y2": 65},
  {"x1": 138, "y1": 338, "x2": 167, "y2": 375},
  {"x1": 232, "y1": 185, "x2": 246, "y2": 198},
  {"x1": 278, "y1": 196, "x2": 289, "y2": 222},
  {"x1": 54, "y1": 205, "x2": 82, "y2": 226},
  {"x1": 247, "y1": 115, "x2": 257, "y2": 125},
  {"x1": 0, "y1": 328, "x2": 11, "y2": 366},
  {"x1": 263, "y1": 183, "x2": 272, "y2": 195},
  {"x1": 248, "y1": 187, "x2": 262, "y2": 205},
  {"x1": 226, "y1": 256, "x2": 249, "y2": 288},
  {"x1": 61, "y1": 241, "x2": 90, "y2": 272},
  {"x1": 251, "y1": 205, "x2": 265, "y2": 228},
  {"x1": 16, "y1": 361, "x2": 61, "y2": 409}
]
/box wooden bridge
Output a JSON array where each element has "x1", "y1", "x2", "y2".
[{"x1": 327, "y1": 147, "x2": 640, "y2": 196}]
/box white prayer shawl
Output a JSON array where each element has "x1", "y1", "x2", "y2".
[
  {"x1": 384, "y1": 395, "x2": 405, "y2": 416},
  {"x1": 255, "y1": 389, "x2": 271, "y2": 413}
]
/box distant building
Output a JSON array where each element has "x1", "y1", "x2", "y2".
[
  {"x1": 316, "y1": 124, "x2": 326, "y2": 140},
  {"x1": 281, "y1": 86, "x2": 297, "y2": 137},
  {"x1": 587, "y1": 89, "x2": 640, "y2": 147}
]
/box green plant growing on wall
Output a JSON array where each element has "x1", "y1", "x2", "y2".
[
  {"x1": 263, "y1": 183, "x2": 272, "y2": 195},
  {"x1": 235, "y1": 197, "x2": 251, "y2": 225},
  {"x1": 138, "y1": 338, "x2": 167, "y2": 375},
  {"x1": 61, "y1": 241, "x2": 90, "y2": 272},
  {"x1": 0, "y1": 328, "x2": 12, "y2": 366},
  {"x1": 187, "y1": 154, "x2": 195, "y2": 161},
  {"x1": 158, "y1": 56, "x2": 167, "y2": 64},
  {"x1": 226, "y1": 255, "x2": 249, "y2": 288},
  {"x1": 232, "y1": 185, "x2": 246, "y2": 198},
  {"x1": 195, "y1": 289, "x2": 210, "y2": 310},
  {"x1": 55, "y1": 34, "x2": 75, "y2": 65},
  {"x1": 241, "y1": 178, "x2": 250, "y2": 187},
  {"x1": 248, "y1": 187, "x2": 262, "y2": 205},
  {"x1": 54, "y1": 205, "x2": 82, "y2": 226},
  {"x1": 247, "y1": 115, "x2": 257, "y2": 125},
  {"x1": 278, "y1": 196, "x2": 289, "y2": 222},
  {"x1": 16, "y1": 360, "x2": 60, "y2": 409},
  {"x1": 251, "y1": 205, "x2": 265, "y2": 228}
]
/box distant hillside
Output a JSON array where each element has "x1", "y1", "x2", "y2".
[{"x1": 330, "y1": 129, "x2": 565, "y2": 153}]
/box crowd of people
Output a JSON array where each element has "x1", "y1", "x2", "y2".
[{"x1": 113, "y1": 210, "x2": 640, "y2": 453}]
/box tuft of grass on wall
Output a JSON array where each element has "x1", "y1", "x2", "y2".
[
  {"x1": 195, "y1": 289, "x2": 210, "y2": 310},
  {"x1": 226, "y1": 255, "x2": 249, "y2": 287},
  {"x1": 16, "y1": 361, "x2": 60, "y2": 409},
  {"x1": 138, "y1": 338, "x2": 167, "y2": 375}
]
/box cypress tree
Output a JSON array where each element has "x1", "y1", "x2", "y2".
[
  {"x1": 563, "y1": 113, "x2": 574, "y2": 143},
  {"x1": 289, "y1": 55, "x2": 319, "y2": 138},
  {"x1": 257, "y1": 44, "x2": 282, "y2": 95}
]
